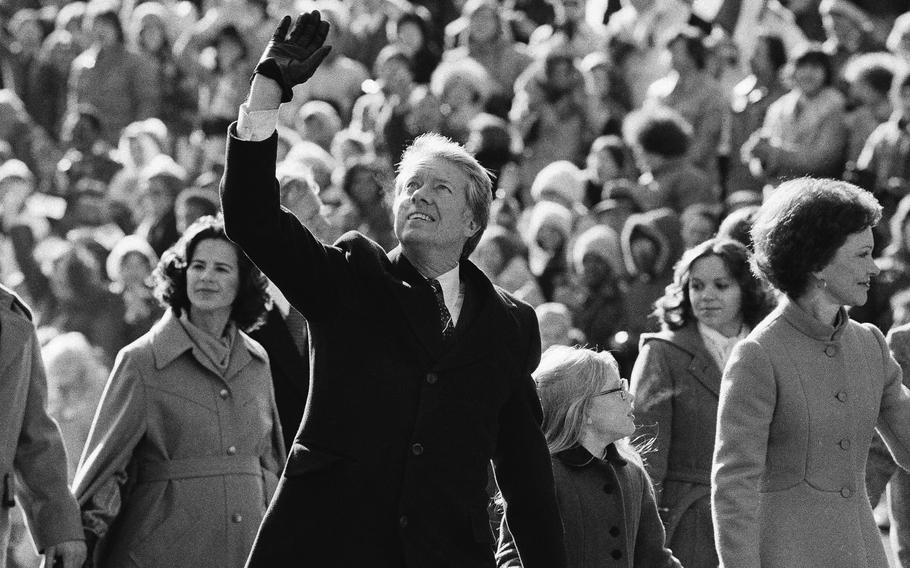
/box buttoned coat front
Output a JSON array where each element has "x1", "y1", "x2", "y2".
[
  {"x1": 221, "y1": 129, "x2": 565, "y2": 568},
  {"x1": 0, "y1": 285, "x2": 83, "y2": 568},
  {"x1": 73, "y1": 310, "x2": 285, "y2": 568},
  {"x1": 496, "y1": 445, "x2": 681, "y2": 568},
  {"x1": 630, "y1": 323, "x2": 721, "y2": 567},
  {"x1": 712, "y1": 297, "x2": 910, "y2": 568}
]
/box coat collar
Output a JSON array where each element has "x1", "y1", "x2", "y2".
[
  {"x1": 555, "y1": 443, "x2": 628, "y2": 469},
  {"x1": 149, "y1": 309, "x2": 266, "y2": 380},
  {"x1": 641, "y1": 323, "x2": 723, "y2": 397},
  {"x1": 779, "y1": 295, "x2": 848, "y2": 342}
]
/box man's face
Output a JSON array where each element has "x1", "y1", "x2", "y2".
[{"x1": 393, "y1": 156, "x2": 477, "y2": 256}]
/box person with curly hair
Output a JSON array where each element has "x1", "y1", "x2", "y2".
[
  {"x1": 73, "y1": 215, "x2": 285, "y2": 568},
  {"x1": 712, "y1": 177, "x2": 910, "y2": 567},
  {"x1": 630, "y1": 237, "x2": 772, "y2": 568}
]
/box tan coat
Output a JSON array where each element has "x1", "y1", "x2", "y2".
[
  {"x1": 712, "y1": 297, "x2": 910, "y2": 568},
  {"x1": 73, "y1": 310, "x2": 285, "y2": 568},
  {"x1": 0, "y1": 285, "x2": 83, "y2": 567}
]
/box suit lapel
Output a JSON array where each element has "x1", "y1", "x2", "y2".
[
  {"x1": 436, "y1": 262, "x2": 505, "y2": 370},
  {"x1": 385, "y1": 247, "x2": 445, "y2": 358}
]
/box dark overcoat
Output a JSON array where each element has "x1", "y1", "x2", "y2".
[{"x1": 221, "y1": 128, "x2": 566, "y2": 568}]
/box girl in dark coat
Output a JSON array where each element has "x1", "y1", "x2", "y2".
[{"x1": 497, "y1": 346, "x2": 680, "y2": 568}]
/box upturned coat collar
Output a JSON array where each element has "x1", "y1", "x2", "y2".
[
  {"x1": 148, "y1": 309, "x2": 266, "y2": 379},
  {"x1": 779, "y1": 295, "x2": 848, "y2": 342},
  {"x1": 556, "y1": 443, "x2": 628, "y2": 469}
]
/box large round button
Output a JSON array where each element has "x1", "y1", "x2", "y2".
[
  {"x1": 231, "y1": 513, "x2": 243, "y2": 523},
  {"x1": 611, "y1": 550, "x2": 623, "y2": 560},
  {"x1": 227, "y1": 446, "x2": 237, "y2": 455},
  {"x1": 609, "y1": 526, "x2": 621, "y2": 537},
  {"x1": 841, "y1": 487, "x2": 852, "y2": 498},
  {"x1": 399, "y1": 515, "x2": 409, "y2": 528},
  {"x1": 836, "y1": 391, "x2": 848, "y2": 402},
  {"x1": 825, "y1": 345, "x2": 837, "y2": 357},
  {"x1": 602, "y1": 483, "x2": 614, "y2": 494},
  {"x1": 426, "y1": 373, "x2": 438, "y2": 385},
  {"x1": 839, "y1": 439, "x2": 851, "y2": 450},
  {"x1": 219, "y1": 388, "x2": 229, "y2": 399},
  {"x1": 411, "y1": 443, "x2": 424, "y2": 456}
]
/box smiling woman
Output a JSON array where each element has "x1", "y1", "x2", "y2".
[
  {"x1": 73, "y1": 215, "x2": 284, "y2": 568},
  {"x1": 630, "y1": 237, "x2": 773, "y2": 567},
  {"x1": 712, "y1": 178, "x2": 910, "y2": 568}
]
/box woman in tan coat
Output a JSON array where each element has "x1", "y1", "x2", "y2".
[
  {"x1": 73, "y1": 215, "x2": 285, "y2": 568},
  {"x1": 712, "y1": 178, "x2": 910, "y2": 567}
]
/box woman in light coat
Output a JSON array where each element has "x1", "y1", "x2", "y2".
[
  {"x1": 73, "y1": 215, "x2": 285, "y2": 568},
  {"x1": 712, "y1": 178, "x2": 910, "y2": 567},
  {"x1": 631, "y1": 237, "x2": 772, "y2": 568}
]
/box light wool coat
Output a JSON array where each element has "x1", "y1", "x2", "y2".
[
  {"x1": 73, "y1": 310, "x2": 285, "y2": 568},
  {"x1": 0, "y1": 285, "x2": 83, "y2": 567},
  {"x1": 712, "y1": 297, "x2": 910, "y2": 568}
]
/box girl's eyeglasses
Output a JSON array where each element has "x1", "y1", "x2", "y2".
[{"x1": 594, "y1": 378, "x2": 629, "y2": 401}]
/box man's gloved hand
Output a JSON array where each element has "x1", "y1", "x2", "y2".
[{"x1": 253, "y1": 10, "x2": 332, "y2": 103}]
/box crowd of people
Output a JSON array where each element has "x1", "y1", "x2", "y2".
[{"x1": 4, "y1": 0, "x2": 910, "y2": 566}]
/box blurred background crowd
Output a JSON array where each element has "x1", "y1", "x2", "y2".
[{"x1": 3, "y1": 0, "x2": 910, "y2": 564}]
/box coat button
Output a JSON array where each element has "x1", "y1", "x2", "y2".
[
  {"x1": 825, "y1": 345, "x2": 837, "y2": 357},
  {"x1": 411, "y1": 443, "x2": 424, "y2": 456},
  {"x1": 219, "y1": 388, "x2": 229, "y2": 399},
  {"x1": 836, "y1": 391, "x2": 848, "y2": 402},
  {"x1": 602, "y1": 483, "x2": 614, "y2": 494},
  {"x1": 611, "y1": 550, "x2": 623, "y2": 559},
  {"x1": 227, "y1": 446, "x2": 237, "y2": 455},
  {"x1": 839, "y1": 439, "x2": 851, "y2": 450},
  {"x1": 609, "y1": 526, "x2": 621, "y2": 537},
  {"x1": 841, "y1": 487, "x2": 852, "y2": 498},
  {"x1": 231, "y1": 513, "x2": 243, "y2": 523},
  {"x1": 426, "y1": 373, "x2": 437, "y2": 385},
  {"x1": 399, "y1": 515, "x2": 408, "y2": 528}
]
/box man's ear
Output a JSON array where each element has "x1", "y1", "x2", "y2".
[{"x1": 463, "y1": 210, "x2": 479, "y2": 236}]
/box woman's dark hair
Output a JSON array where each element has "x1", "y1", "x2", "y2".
[
  {"x1": 340, "y1": 158, "x2": 391, "y2": 208},
  {"x1": 52, "y1": 243, "x2": 108, "y2": 299},
  {"x1": 792, "y1": 44, "x2": 835, "y2": 87},
  {"x1": 668, "y1": 26, "x2": 707, "y2": 70},
  {"x1": 654, "y1": 237, "x2": 772, "y2": 330},
  {"x1": 751, "y1": 177, "x2": 881, "y2": 298},
  {"x1": 757, "y1": 33, "x2": 788, "y2": 72},
  {"x1": 211, "y1": 25, "x2": 248, "y2": 70},
  {"x1": 622, "y1": 106, "x2": 692, "y2": 158},
  {"x1": 153, "y1": 214, "x2": 270, "y2": 331}
]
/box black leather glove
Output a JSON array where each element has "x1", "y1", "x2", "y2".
[{"x1": 252, "y1": 10, "x2": 332, "y2": 103}]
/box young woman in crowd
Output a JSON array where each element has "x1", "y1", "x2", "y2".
[{"x1": 631, "y1": 237, "x2": 772, "y2": 567}]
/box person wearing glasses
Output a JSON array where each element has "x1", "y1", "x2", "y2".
[
  {"x1": 630, "y1": 237, "x2": 773, "y2": 568},
  {"x1": 497, "y1": 346, "x2": 680, "y2": 567}
]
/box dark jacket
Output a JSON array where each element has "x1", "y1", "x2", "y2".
[
  {"x1": 220, "y1": 127, "x2": 566, "y2": 568},
  {"x1": 247, "y1": 307, "x2": 309, "y2": 452},
  {"x1": 497, "y1": 445, "x2": 680, "y2": 568}
]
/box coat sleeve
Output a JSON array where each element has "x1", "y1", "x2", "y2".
[
  {"x1": 220, "y1": 129, "x2": 359, "y2": 323},
  {"x1": 495, "y1": 516, "x2": 524, "y2": 568},
  {"x1": 72, "y1": 348, "x2": 147, "y2": 540},
  {"x1": 629, "y1": 340, "x2": 674, "y2": 495},
  {"x1": 491, "y1": 303, "x2": 566, "y2": 568},
  {"x1": 633, "y1": 463, "x2": 682, "y2": 568},
  {"x1": 12, "y1": 314, "x2": 83, "y2": 550},
  {"x1": 872, "y1": 324, "x2": 910, "y2": 470},
  {"x1": 259, "y1": 360, "x2": 286, "y2": 503},
  {"x1": 711, "y1": 338, "x2": 776, "y2": 568}
]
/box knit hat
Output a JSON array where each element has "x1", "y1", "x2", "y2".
[
  {"x1": 0, "y1": 159, "x2": 34, "y2": 187},
  {"x1": 572, "y1": 224, "x2": 623, "y2": 278},
  {"x1": 819, "y1": 0, "x2": 873, "y2": 32},
  {"x1": 530, "y1": 161, "x2": 585, "y2": 206}
]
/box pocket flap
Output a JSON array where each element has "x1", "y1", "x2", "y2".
[{"x1": 283, "y1": 443, "x2": 342, "y2": 477}]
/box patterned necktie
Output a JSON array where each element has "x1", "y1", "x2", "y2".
[{"x1": 429, "y1": 279, "x2": 455, "y2": 339}]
